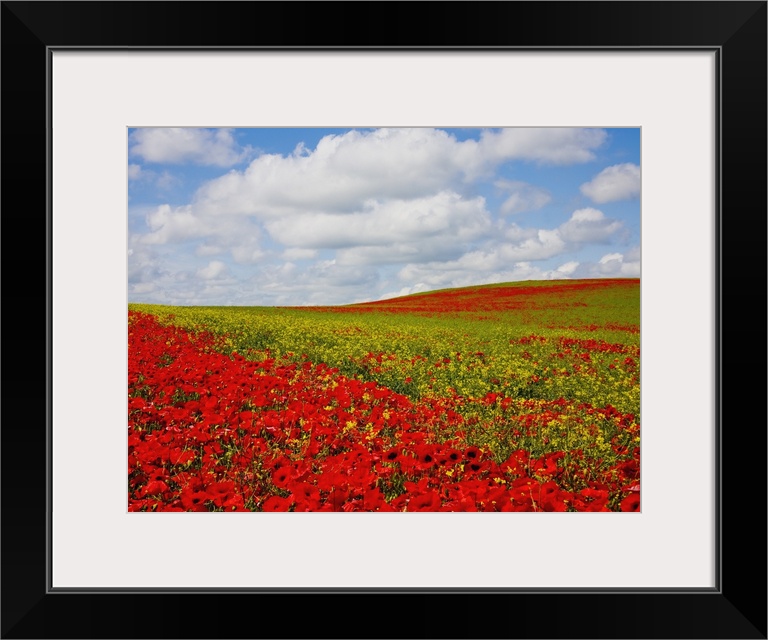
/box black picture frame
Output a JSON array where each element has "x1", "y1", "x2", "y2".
[{"x1": 2, "y1": 2, "x2": 765, "y2": 638}]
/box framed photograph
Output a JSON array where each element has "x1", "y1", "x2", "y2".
[{"x1": 3, "y1": 1, "x2": 765, "y2": 638}]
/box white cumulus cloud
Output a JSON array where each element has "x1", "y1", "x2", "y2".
[
  {"x1": 480, "y1": 128, "x2": 607, "y2": 166},
  {"x1": 495, "y1": 180, "x2": 552, "y2": 215},
  {"x1": 580, "y1": 163, "x2": 640, "y2": 203},
  {"x1": 138, "y1": 204, "x2": 266, "y2": 266},
  {"x1": 266, "y1": 192, "x2": 482, "y2": 248},
  {"x1": 593, "y1": 250, "x2": 641, "y2": 276},
  {"x1": 196, "y1": 260, "x2": 229, "y2": 280},
  {"x1": 191, "y1": 127, "x2": 607, "y2": 219},
  {"x1": 389, "y1": 207, "x2": 625, "y2": 294},
  {"x1": 558, "y1": 208, "x2": 623, "y2": 244},
  {"x1": 130, "y1": 128, "x2": 253, "y2": 167}
]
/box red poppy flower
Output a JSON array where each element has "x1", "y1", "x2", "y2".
[
  {"x1": 406, "y1": 491, "x2": 442, "y2": 512},
  {"x1": 478, "y1": 486, "x2": 511, "y2": 512},
  {"x1": 316, "y1": 470, "x2": 346, "y2": 492},
  {"x1": 361, "y1": 487, "x2": 388, "y2": 511},
  {"x1": 261, "y1": 496, "x2": 293, "y2": 512},
  {"x1": 463, "y1": 459, "x2": 489, "y2": 476},
  {"x1": 223, "y1": 494, "x2": 245, "y2": 511},
  {"x1": 506, "y1": 492, "x2": 536, "y2": 511},
  {"x1": 397, "y1": 454, "x2": 418, "y2": 473},
  {"x1": 620, "y1": 493, "x2": 641, "y2": 512},
  {"x1": 509, "y1": 480, "x2": 538, "y2": 510},
  {"x1": 170, "y1": 448, "x2": 196, "y2": 466},
  {"x1": 129, "y1": 499, "x2": 150, "y2": 512},
  {"x1": 500, "y1": 450, "x2": 528, "y2": 477},
  {"x1": 539, "y1": 481, "x2": 568, "y2": 512},
  {"x1": 543, "y1": 451, "x2": 564, "y2": 474},
  {"x1": 444, "y1": 448, "x2": 463, "y2": 465},
  {"x1": 180, "y1": 489, "x2": 210, "y2": 512},
  {"x1": 238, "y1": 410, "x2": 256, "y2": 427},
  {"x1": 206, "y1": 481, "x2": 236, "y2": 507},
  {"x1": 268, "y1": 455, "x2": 293, "y2": 472},
  {"x1": 272, "y1": 466, "x2": 293, "y2": 489},
  {"x1": 389, "y1": 495, "x2": 408, "y2": 511},
  {"x1": 617, "y1": 459, "x2": 640, "y2": 481},
  {"x1": 328, "y1": 488, "x2": 350, "y2": 511},
  {"x1": 290, "y1": 482, "x2": 322, "y2": 511},
  {"x1": 347, "y1": 466, "x2": 375, "y2": 490},
  {"x1": 414, "y1": 445, "x2": 437, "y2": 471},
  {"x1": 383, "y1": 448, "x2": 401, "y2": 463},
  {"x1": 578, "y1": 487, "x2": 609, "y2": 511},
  {"x1": 342, "y1": 499, "x2": 364, "y2": 512},
  {"x1": 139, "y1": 480, "x2": 169, "y2": 497},
  {"x1": 463, "y1": 446, "x2": 481, "y2": 461},
  {"x1": 441, "y1": 497, "x2": 478, "y2": 512}
]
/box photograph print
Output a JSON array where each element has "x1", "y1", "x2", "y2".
[{"x1": 127, "y1": 126, "x2": 641, "y2": 513}]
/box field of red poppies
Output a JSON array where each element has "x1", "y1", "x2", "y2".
[{"x1": 129, "y1": 278, "x2": 640, "y2": 512}]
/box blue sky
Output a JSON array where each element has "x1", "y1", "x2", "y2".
[{"x1": 128, "y1": 127, "x2": 640, "y2": 306}]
